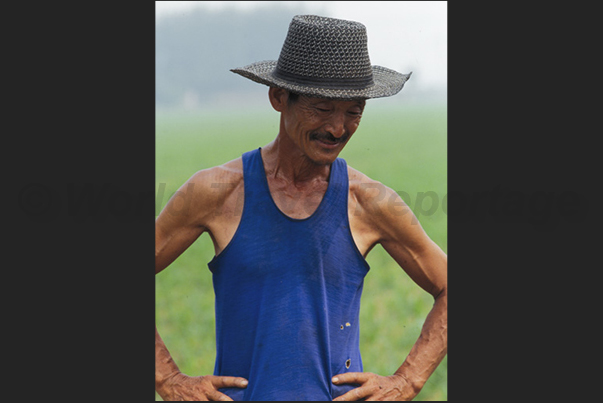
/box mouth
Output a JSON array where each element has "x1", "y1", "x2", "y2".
[{"x1": 311, "y1": 132, "x2": 347, "y2": 150}]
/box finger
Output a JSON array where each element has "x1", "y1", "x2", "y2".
[
  {"x1": 209, "y1": 375, "x2": 249, "y2": 389},
  {"x1": 333, "y1": 386, "x2": 370, "y2": 401},
  {"x1": 332, "y1": 372, "x2": 369, "y2": 385},
  {"x1": 207, "y1": 389, "x2": 234, "y2": 401}
]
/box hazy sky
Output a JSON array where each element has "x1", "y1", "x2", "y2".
[{"x1": 156, "y1": 1, "x2": 447, "y2": 90}]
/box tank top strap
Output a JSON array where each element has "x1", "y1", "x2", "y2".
[
  {"x1": 241, "y1": 148, "x2": 275, "y2": 207},
  {"x1": 314, "y1": 156, "x2": 349, "y2": 222}
]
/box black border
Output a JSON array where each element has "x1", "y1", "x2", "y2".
[
  {"x1": 11, "y1": 3, "x2": 155, "y2": 398},
  {"x1": 447, "y1": 2, "x2": 597, "y2": 400}
]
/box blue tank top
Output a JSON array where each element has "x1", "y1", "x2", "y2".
[{"x1": 208, "y1": 148, "x2": 370, "y2": 401}]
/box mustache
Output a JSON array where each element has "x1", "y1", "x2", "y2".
[{"x1": 310, "y1": 131, "x2": 349, "y2": 143}]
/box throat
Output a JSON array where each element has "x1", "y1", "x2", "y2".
[
  {"x1": 266, "y1": 176, "x2": 329, "y2": 220},
  {"x1": 260, "y1": 143, "x2": 332, "y2": 219},
  {"x1": 261, "y1": 137, "x2": 333, "y2": 182}
]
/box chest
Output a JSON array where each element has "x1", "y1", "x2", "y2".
[
  {"x1": 210, "y1": 176, "x2": 376, "y2": 258},
  {"x1": 266, "y1": 177, "x2": 329, "y2": 220}
]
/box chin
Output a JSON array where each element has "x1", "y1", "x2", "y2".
[
  {"x1": 310, "y1": 150, "x2": 341, "y2": 166},
  {"x1": 303, "y1": 139, "x2": 347, "y2": 165}
]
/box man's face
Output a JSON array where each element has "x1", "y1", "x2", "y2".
[{"x1": 281, "y1": 93, "x2": 365, "y2": 165}]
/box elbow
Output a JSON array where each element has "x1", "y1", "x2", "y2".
[{"x1": 433, "y1": 284, "x2": 447, "y2": 302}]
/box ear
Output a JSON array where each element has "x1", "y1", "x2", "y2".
[{"x1": 268, "y1": 87, "x2": 289, "y2": 112}]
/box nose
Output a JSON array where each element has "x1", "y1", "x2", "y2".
[{"x1": 324, "y1": 112, "x2": 346, "y2": 138}]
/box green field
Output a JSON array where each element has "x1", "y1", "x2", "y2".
[{"x1": 155, "y1": 101, "x2": 447, "y2": 401}]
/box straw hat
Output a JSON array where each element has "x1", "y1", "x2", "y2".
[{"x1": 231, "y1": 15, "x2": 411, "y2": 100}]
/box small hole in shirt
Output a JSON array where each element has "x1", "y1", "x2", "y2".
[{"x1": 345, "y1": 359, "x2": 351, "y2": 369}]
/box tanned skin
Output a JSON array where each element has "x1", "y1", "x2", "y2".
[{"x1": 155, "y1": 87, "x2": 447, "y2": 401}]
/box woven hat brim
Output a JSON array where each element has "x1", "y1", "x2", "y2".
[{"x1": 231, "y1": 61, "x2": 411, "y2": 100}]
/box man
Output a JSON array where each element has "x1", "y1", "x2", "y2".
[{"x1": 156, "y1": 15, "x2": 446, "y2": 401}]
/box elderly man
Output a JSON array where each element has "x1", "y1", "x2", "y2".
[{"x1": 155, "y1": 15, "x2": 446, "y2": 401}]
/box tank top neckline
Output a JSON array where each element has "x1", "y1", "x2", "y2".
[{"x1": 256, "y1": 147, "x2": 339, "y2": 222}]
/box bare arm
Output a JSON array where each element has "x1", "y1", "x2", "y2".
[
  {"x1": 385, "y1": 243, "x2": 447, "y2": 398},
  {"x1": 335, "y1": 179, "x2": 447, "y2": 401},
  {"x1": 155, "y1": 168, "x2": 248, "y2": 400}
]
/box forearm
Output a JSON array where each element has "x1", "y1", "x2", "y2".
[
  {"x1": 394, "y1": 288, "x2": 447, "y2": 395},
  {"x1": 156, "y1": 326, "x2": 181, "y2": 391}
]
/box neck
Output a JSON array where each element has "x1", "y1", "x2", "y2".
[{"x1": 261, "y1": 133, "x2": 331, "y2": 186}]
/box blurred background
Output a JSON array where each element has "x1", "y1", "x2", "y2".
[{"x1": 156, "y1": 2, "x2": 447, "y2": 401}]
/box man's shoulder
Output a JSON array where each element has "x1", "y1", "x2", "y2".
[
  {"x1": 346, "y1": 165, "x2": 420, "y2": 246},
  {"x1": 190, "y1": 157, "x2": 244, "y2": 184},
  {"x1": 347, "y1": 165, "x2": 389, "y2": 199},
  {"x1": 346, "y1": 165, "x2": 405, "y2": 219},
  {"x1": 186, "y1": 157, "x2": 244, "y2": 202},
  {"x1": 347, "y1": 165, "x2": 373, "y2": 185}
]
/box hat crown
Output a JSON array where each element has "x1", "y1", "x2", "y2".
[{"x1": 275, "y1": 15, "x2": 374, "y2": 86}]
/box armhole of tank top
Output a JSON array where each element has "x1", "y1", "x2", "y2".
[
  {"x1": 342, "y1": 162, "x2": 371, "y2": 273},
  {"x1": 207, "y1": 155, "x2": 250, "y2": 271},
  {"x1": 207, "y1": 203, "x2": 246, "y2": 271}
]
